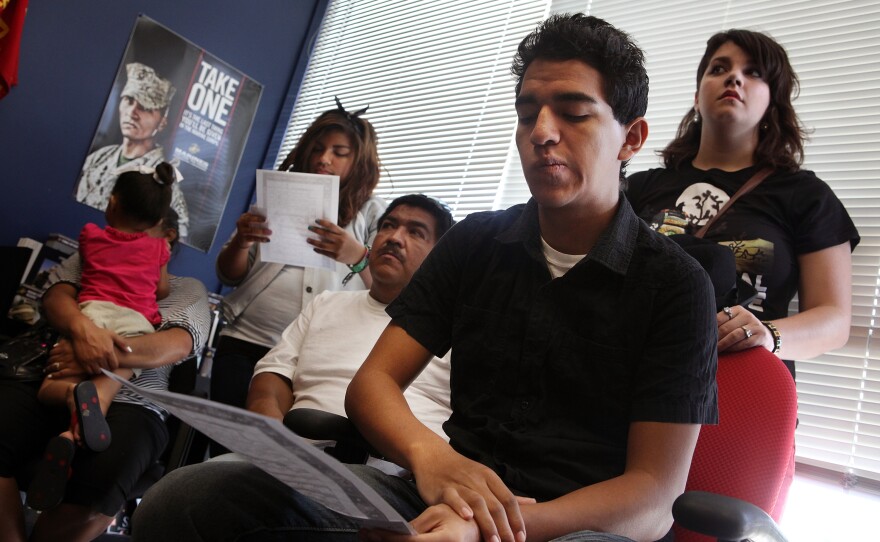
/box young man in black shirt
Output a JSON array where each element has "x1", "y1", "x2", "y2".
[{"x1": 133, "y1": 14, "x2": 717, "y2": 542}]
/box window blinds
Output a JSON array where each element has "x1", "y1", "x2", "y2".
[
  {"x1": 280, "y1": 0, "x2": 880, "y2": 483},
  {"x1": 515, "y1": 0, "x2": 879, "y2": 484},
  {"x1": 275, "y1": 0, "x2": 548, "y2": 219}
]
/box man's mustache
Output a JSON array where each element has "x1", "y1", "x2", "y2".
[{"x1": 377, "y1": 244, "x2": 404, "y2": 262}]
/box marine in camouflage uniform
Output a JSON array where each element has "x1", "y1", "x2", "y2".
[{"x1": 75, "y1": 62, "x2": 189, "y2": 239}]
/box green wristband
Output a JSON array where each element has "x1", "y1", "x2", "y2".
[
  {"x1": 342, "y1": 245, "x2": 370, "y2": 286},
  {"x1": 347, "y1": 245, "x2": 371, "y2": 273}
]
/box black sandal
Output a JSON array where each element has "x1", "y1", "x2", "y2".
[
  {"x1": 74, "y1": 381, "x2": 111, "y2": 452},
  {"x1": 26, "y1": 436, "x2": 75, "y2": 511}
]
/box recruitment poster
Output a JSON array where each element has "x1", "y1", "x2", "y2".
[{"x1": 73, "y1": 15, "x2": 263, "y2": 252}]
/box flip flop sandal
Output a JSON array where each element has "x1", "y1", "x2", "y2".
[
  {"x1": 74, "y1": 381, "x2": 112, "y2": 452},
  {"x1": 26, "y1": 436, "x2": 75, "y2": 511}
]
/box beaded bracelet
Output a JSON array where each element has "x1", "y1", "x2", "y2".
[
  {"x1": 761, "y1": 320, "x2": 782, "y2": 355},
  {"x1": 342, "y1": 245, "x2": 371, "y2": 286}
]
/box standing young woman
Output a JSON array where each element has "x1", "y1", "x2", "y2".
[
  {"x1": 209, "y1": 100, "x2": 386, "y2": 424},
  {"x1": 627, "y1": 30, "x2": 859, "y2": 379}
]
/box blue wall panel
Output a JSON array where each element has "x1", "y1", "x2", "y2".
[{"x1": 0, "y1": 0, "x2": 325, "y2": 292}]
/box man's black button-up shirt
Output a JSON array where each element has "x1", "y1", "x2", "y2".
[{"x1": 387, "y1": 196, "x2": 718, "y2": 502}]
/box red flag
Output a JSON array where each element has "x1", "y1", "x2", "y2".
[{"x1": 0, "y1": 0, "x2": 29, "y2": 99}]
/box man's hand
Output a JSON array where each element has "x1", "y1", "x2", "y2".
[
  {"x1": 411, "y1": 447, "x2": 526, "y2": 542},
  {"x1": 68, "y1": 322, "x2": 130, "y2": 374},
  {"x1": 347, "y1": 324, "x2": 524, "y2": 541},
  {"x1": 359, "y1": 504, "x2": 480, "y2": 542},
  {"x1": 45, "y1": 338, "x2": 88, "y2": 379}
]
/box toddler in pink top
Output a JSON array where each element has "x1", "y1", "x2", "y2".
[{"x1": 37, "y1": 162, "x2": 176, "y2": 455}]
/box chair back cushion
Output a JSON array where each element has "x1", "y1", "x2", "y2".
[{"x1": 675, "y1": 347, "x2": 798, "y2": 541}]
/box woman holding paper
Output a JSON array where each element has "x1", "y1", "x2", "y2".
[{"x1": 210, "y1": 100, "x2": 386, "y2": 428}]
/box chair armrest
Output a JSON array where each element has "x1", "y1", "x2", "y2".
[
  {"x1": 673, "y1": 491, "x2": 789, "y2": 542},
  {"x1": 164, "y1": 356, "x2": 211, "y2": 471},
  {"x1": 282, "y1": 408, "x2": 379, "y2": 463},
  {"x1": 283, "y1": 408, "x2": 359, "y2": 441}
]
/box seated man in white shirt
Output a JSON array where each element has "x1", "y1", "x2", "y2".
[{"x1": 244, "y1": 194, "x2": 455, "y2": 440}]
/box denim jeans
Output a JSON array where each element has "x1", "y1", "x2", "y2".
[
  {"x1": 132, "y1": 462, "x2": 423, "y2": 541},
  {"x1": 131, "y1": 461, "x2": 636, "y2": 542}
]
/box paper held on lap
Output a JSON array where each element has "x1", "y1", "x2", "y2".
[{"x1": 102, "y1": 370, "x2": 415, "y2": 534}]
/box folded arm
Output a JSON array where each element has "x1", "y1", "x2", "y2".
[
  {"x1": 718, "y1": 241, "x2": 852, "y2": 359},
  {"x1": 779, "y1": 242, "x2": 852, "y2": 358},
  {"x1": 43, "y1": 282, "x2": 128, "y2": 374},
  {"x1": 114, "y1": 328, "x2": 193, "y2": 369},
  {"x1": 520, "y1": 421, "x2": 699, "y2": 542},
  {"x1": 43, "y1": 282, "x2": 195, "y2": 374},
  {"x1": 367, "y1": 420, "x2": 699, "y2": 542},
  {"x1": 247, "y1": 372, "x2": 294, "y2": 420},
  {"x1": 346, "y1": 323, "x2": 526, "y2": 542},
  {"x1": 43, "y1": 255, "x2": 209, "y2": 375}
]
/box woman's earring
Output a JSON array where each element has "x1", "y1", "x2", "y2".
[
  {"x1": 761, "y1": 121, "x2": 769, "y2": 131},
  {"x1": 694, "y1": 110, "x2": 700, "y2": 123}
]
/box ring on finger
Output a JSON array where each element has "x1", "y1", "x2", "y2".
[
  {"x1": 723, "y1": 306, "x2": 734, "y2": 320},
  {"x1": 741, "y1": 325, "x2": 753, "y2": 340}
]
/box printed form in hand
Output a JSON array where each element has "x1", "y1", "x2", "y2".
[{"x1": 102, "y1": 369, "x2": 415, "y2": 534}]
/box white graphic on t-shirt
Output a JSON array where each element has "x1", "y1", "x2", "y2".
[
  {"x1": 675, "y1": 183, "x2": 729, "y2": 227},
  {"x1": 742, "y1": 273, "x2": 766, "y2": 312}
]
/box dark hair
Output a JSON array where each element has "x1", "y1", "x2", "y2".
[
  {"x1": 278, "y1": 109, "x2": 380, "y2": 227},
  {"x1": 512, "y1": 13, "x2": 648, "y2": 125},
  {"x1": 377, "y1": 194, "x2": 455, "y2": 240},
  {"x1": 161, "y1": 206, "x2": 181, "y2": 257},
  {"x1": 111, "y1": 162, "x2": 175, "y2": 227},
  {"x1": 660, "y1": 29, "x2": 806, "y2": 172},
  {"x1": 511, "y1": 13, "x2": 648, "y2": 181}
]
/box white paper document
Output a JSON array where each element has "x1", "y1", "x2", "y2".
[
  {"x1": 255, "y1": 170, "x2": 340, "y2": 270},
  {"x1": 103, "y1": 371, "x2": 414, "y2": 534}
]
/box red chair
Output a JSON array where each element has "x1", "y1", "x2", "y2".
[{"x1": 673, "y1": 347, "x2": 798, "y2": 542}]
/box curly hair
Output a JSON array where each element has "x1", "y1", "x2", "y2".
[
  {"x1": 660, "y1": 29, "x2": 807, "y2": 172},
  {"x1": 278, "y1": 109, "x2": 380, "y2": 227}
]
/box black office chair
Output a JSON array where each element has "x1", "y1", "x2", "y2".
[
  {"x1": 283, "y1": 407, "x2": 380, "y2": 465},
  {"x1": 672, "y1": 491, "x2": 788, "y2": 542}
]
